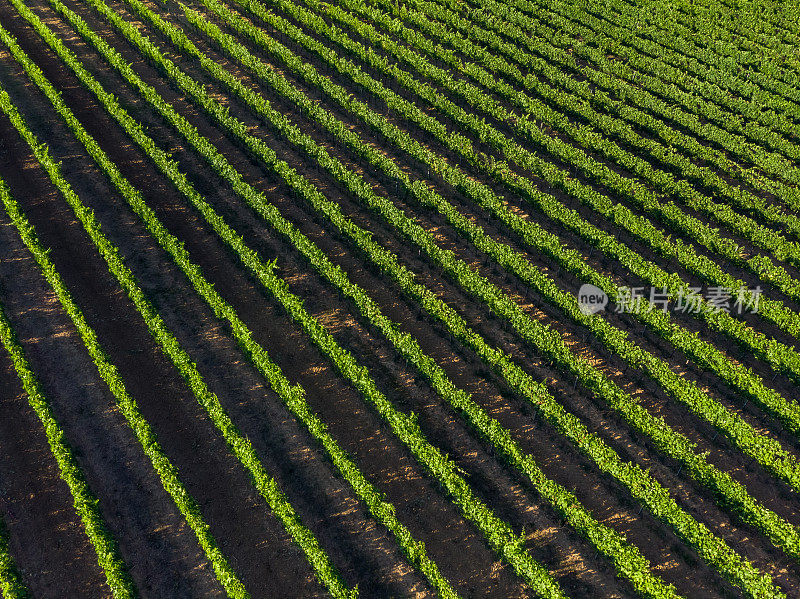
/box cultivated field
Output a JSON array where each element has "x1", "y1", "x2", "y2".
[{"x1": 0, "y1": 0, "x2": 798, "y2": 597}]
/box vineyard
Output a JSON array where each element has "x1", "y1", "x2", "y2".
[{"x1": 0, "y1": 0, "x2": 798, "y2": 596}]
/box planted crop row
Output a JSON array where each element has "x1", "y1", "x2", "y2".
[
  {"x1": 703, "y1": 0, "x2": 800, "y2": 61},
  {"x1": 0, "y1": 286, "x2": 131, "y2": 599},
  {"x1": 547, "y1": 0, "x2": 800, "y2": 131},
  {"x1": 8, "y1": 5, "x2": 459, "y2": 596},
  {"x1": 0, "y1": 107, "x2": 168, "y2": 599},
  {"x1": 147, "y1": 1, "x2": 793, "y2": 590},
  {"x1": 605, "y1": 0, "x2": 800, "y2": 96},
  {"x1": 309, "y1": 0, "x2": 800, "y2": 326},
  {"x1": 0, "y1": 301, "x2": 57, "y2": 599},
  {"x1": 0, "y1": 519, "x2": 27, "y2": 599},
  {"x1": 333, "y1": 0, "x2": 800, "y2": 427},
  {"x1": 210, "y1": 0, "x2": 800, "y2": 519},
  {"x1": 113, "y1": 1, "x2": 781, "y2": 590},
  {"x1": 468, "y1": 0, "x2": 800, "y2": 148},
  {"x1": 573, "y1": 0, "x2": 800, "y2": 117},
  {"x1": 0, "y1": 61, "x2": 257, "y2": 599},
  {"x1": 369, "y1": 0, "x2": 800, "y2": 247},
  {"x1": 237, "y1": 0, "x2": 800, "y2": 387},
  {"x1": 71, "y1": 0, "x2": 797, "y2": 592},
  {"x1": 413, "y1": 0, "x2": 800, "y2": 214},
  {"x1": 337, "y1": 0, "x2": 800, "y2": 312},
  {"x1": 2, "y1": 7, "x2": 455, "y2": 597},
  {"x1": 480, "y1": 0, "x2": 800, "y2": 175},
  {"x1": 428, "y1": 0, "x2": 800, "y2": 209},
  {"x1": 104, "y1": 0, "x2": 800, "y2": 568},
  {"x1": 34, "y1": 0, "x2": 748, "y2": 596},
  {"x1": 570, "y1": 0, "x2": 800, "y2": 142},
  {"x1": 0, "y1": 516, "x2": 27, "y2": 599},
  {"x1": 313, "y1": 0, "x2": 800, "y2": 339},
  {"x1": 114, "y1": 5, "x2": 688, "y2": 597},
  {"x1": 199, "y1": 0, "x2": 800, "y2": 449},
  {"x1": 18, "y1": 0, "x2": 561, "y2": 594},
  {"x1": 665, "y1": 0, "x2": 800, "y2": 56},
  {"x1": 0, "y1": 192, "x2": 134, "y2": 599},
  {"x1": 29, "y1": 0, "x2": 792, "y2": 592},
  {"x1": 0, "y1": 22, "x2": 365, "y2": 597},
  {"x1": 623, "y1": 3, "x2": 779, "y2": 72},
  {"x1": 709, "y1": 0, "x2": 800, "y2": 48},
  {"x1": 156, "y1": 0, "x2": 800, "y2": 571},
  {"x1": 177, "y1": 0, "x2": 800, "y2": 532}
]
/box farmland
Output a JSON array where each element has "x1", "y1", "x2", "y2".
[{"x1": 0, "y1": 0, "x2": 798, "y2": 596}]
